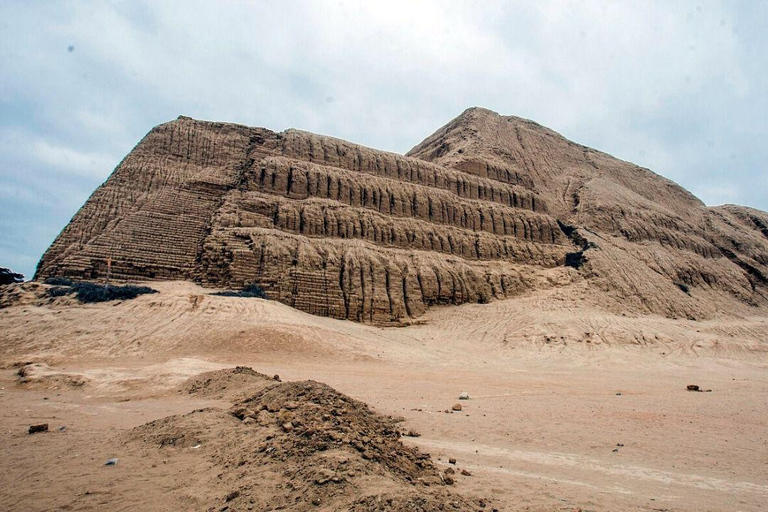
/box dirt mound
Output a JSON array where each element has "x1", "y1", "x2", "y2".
[
  {"x1": 130, "y1": 380, "x2": 487, "y2": 511},
  {"x1": 16, "y1": 363, "x2": 89, "y2": 389},
  {"x1": 179, "y1": 365, "x2": 277, "y2": 399},
  {"x1": 233, "y1": 380, "x2": 441, "y2": 482}
]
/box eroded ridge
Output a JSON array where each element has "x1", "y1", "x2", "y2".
[
  {"x1": 36, "y1": 109, "x2": 768, "y2": 323},
  {"x1": 37, "y1": 116, "x2": 572, "y2": 323}
]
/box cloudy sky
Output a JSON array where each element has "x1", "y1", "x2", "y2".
[{"x1": 2, "y1": 1, "x2": 767, "y2": 278}]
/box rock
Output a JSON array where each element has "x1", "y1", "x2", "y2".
[
  {"x1": 104, "y1": 458, "x2": 119, "y2": 466},
  {"x1": 232, "y1": 407, "x2": 250, "y2": 420},
  {"x1": 0, "y1": 267, "x2": 24, "y2": 286},
  {"x1": 460, "y1": 469, "x2": 471, "y2": 476},
  {"x1": 687, "y1": 384, "x2": 700, "y2": 391},
  {"x1": 225, "y1": 490, "x2": 240, "y2": 502},
  {"x1": 448, "y1": 458, "x2": 456, "y2": 465},
  {"x1": 28, "y1": 423, "x2": 48, "y2": 434},
  {"x1": 459, "y1": 392, "x2": 470, "y2": 400},
  {"x1": 403, "y1": 430, "x2": 421, "y2": 438},
  {"x1": 444, "y1": 467, "x2": 455, "y2": 475},
  {"x1": 314, "y1": 468, "x2": 335, "y2": 484},
  {"x1": 282, "y1": 421, "x2": 294, "y2": 432},
  {"x1": 451, "y1": 404, "x2": 462, "y2": 412},
  {"x1": 273, "y1": 374, "x2": 281, "y2": 382}
]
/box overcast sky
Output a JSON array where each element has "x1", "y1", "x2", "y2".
[{"x1": 2, "y1": 1, "x2": 767, "y2": 279}]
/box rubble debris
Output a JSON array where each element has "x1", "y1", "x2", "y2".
[{"x1": 28, "y1": 423, "x2": 48, "y2": 434}]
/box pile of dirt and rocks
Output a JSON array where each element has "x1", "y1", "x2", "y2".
[
  {"x1": 348, "y1": 491, "x2": 492, "y2": 511},
  {"x1": 179, "y1": 366, "x2": 278, "y2": 400},
  {"x1": 132, "y1": 377, "x2": 489, "y2": 511}
]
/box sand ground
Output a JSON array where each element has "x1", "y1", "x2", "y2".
[{"x1": 1, "y1": 281, "x2": 766, "y2": 511}]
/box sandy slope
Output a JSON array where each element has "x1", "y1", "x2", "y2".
[{"x1": 0, "y1": 281, "x2": 767, "y2": 511}]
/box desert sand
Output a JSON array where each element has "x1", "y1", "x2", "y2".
[{"x1": 1, "y1": 281, "x2": 766, "y2": 511}]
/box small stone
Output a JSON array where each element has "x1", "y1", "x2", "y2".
[
  {"x1": 448, "y1": 458, "x2": 457, "y2": 465},
  {"x1": 28, "y1": 423, "x2": 48, "y2": 434},
  {"x1": 232, "y1": 407, "x2": 250, "y2": 419},
  {"x1": 105, "y1": 458, "x2": 119, "y2": 466},
  {"x1": 315, "y1": 468, "x2": 334, "y2": 484},
  {"x1": 451, "y1": 403, "x2": 462, "y2": 411},
  {"x1": 687, "y1": 384, "x2": 700, "y2": 392},
  {"x1": 460, "y1": 469, "x2": 472, "y2": 476},
  {"x1": 225, "y1": 490, "x2": 240, "y2": 502},
  {"x1": 282, "y1": 421, "x2": 294, "y2": 432},
  {"x1": 459, "y1": 392, "x2": 470, "y2": 400},
  {"x1": 444, "y1": 467, "x2": 455, "y2": 475},
  {"x1": 273, "y1": 374, "x2": 281, "y2": 381}
]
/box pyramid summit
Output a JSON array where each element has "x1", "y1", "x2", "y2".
[{"x1": 36, "y1": 108, "x2": 768, "y2": 323}]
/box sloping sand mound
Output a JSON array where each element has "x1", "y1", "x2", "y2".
[
  {"x1": 0, "y1": 282, "x2": 74, "y2": 309},
  {"x1": 131, "y1": 379, "x2": 488, "y2": 511},
  {"x1": 16, "y1": 363, "x2": 89, "y2": 389},
  {"x1": 179, "y1": 365, "x2": 277, "y2": 400}
]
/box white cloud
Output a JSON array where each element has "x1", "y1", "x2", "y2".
[
  {"x1": 32, "y1": 140, "x2": 117, "y2": 178},
  {"x1": 0, "y1": 0, "x2": 767, "y2": 277}
]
